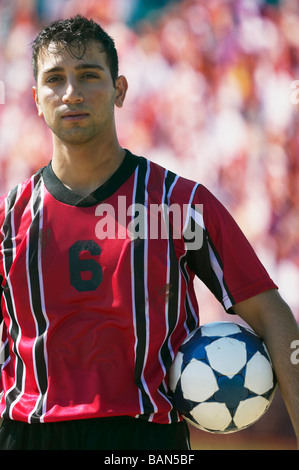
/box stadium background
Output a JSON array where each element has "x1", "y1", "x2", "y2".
[{"x1": 0, "y1": 0, "x2": 298, "y2": 449}]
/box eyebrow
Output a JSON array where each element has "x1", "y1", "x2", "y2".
[{"x1": 43, "y1": 63, "x2": 106, "y2": 74}]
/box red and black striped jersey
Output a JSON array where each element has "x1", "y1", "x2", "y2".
[{"x1": 0, "y1": 150, "x2": 277, "y2": 424}]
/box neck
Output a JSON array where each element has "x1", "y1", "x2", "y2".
[{"x1": 51, "y1": 137, "x2": 126, "y2": 197}]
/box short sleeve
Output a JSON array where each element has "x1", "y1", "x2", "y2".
[
  {"x1": 186, "y1": 185, "x2": 277, "y2": 312},
  {"x1": 0, "y1": 279, "x2": 9, "y2": 384},
  {"x1": 0, "y1": 276, "x2": 3, "y2": 324}
]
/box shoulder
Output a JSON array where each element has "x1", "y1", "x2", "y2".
[
  {"x1": 134, "y1": 153, "x2": 231, "y2": 218},
  {"x1": 137, "y1": 154, "x2": 204, "y2": 202},
  {"x1": 0, "y1": 168, "x2": 45, "y2": 223}
]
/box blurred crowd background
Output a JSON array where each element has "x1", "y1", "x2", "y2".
[{"x1": 0, "y1": 0, "x2": 298, "y2": 448}]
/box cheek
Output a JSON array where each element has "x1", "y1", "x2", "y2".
[
  {"x1": 93, "y1": 90, "x2": 117, "y2": 117},
  {"x1": 38, "y1": 92, "x2": 60, "y2": 119},
  {"x1": 88, "y1": 84, "x2": 116, "y2": 104}
]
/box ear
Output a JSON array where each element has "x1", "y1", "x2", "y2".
[
  {"x1": 32, "y1": 86, "x2": 43, "y2": 117},
  {"x1": 114, "y1": 75, "x2": 128, "y2": 108}
]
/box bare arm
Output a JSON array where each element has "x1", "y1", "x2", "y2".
[{"x1": 233, "y1": 289, "x2": 299, "y2": 447}]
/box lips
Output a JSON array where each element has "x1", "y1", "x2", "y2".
[{"x1": 61, "y1": 111, "x2": 89, "y2": 121}]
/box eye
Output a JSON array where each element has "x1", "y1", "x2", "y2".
[
  {"x1": 46, "y1": 75, "x2": 63, "y2": 84},
  {"x1": 81, "y1": 72, "x2": 100, "y2": 79}
]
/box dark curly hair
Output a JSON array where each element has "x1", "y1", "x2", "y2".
[{"x1": 32, "y1": 15, "x2": 119, "y2": 86}]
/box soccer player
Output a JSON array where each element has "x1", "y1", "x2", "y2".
[{"x1": 0, "y1": 15, "x2": 298, "y2": 450}]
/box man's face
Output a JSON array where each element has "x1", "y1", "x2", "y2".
[{"x1": 33, "y1": 40, "x2": 127, "y2": 146}]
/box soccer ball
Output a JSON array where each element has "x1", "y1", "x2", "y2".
[{"x1": 169, "y1": 321, "x2": 277, "y2": 433}]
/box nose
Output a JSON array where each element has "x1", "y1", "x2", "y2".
[{"x1": 62, "y1": 80, "x2": 83, "y2": 104}]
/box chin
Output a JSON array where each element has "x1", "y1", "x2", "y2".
[{"x1": 55, "y1": 129, "x2": 97, "y2": 145}]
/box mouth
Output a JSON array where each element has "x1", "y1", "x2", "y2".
[{"x1": 61, "y1": 111, "x2": 89, "y2": 122}]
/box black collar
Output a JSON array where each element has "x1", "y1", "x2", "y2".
[{"x1": 42, "y1": 149, "x2": 139, "y2": 207}]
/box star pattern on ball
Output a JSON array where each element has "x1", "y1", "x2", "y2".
[{"x1": 213, "y1": 375, "x2": 249, "y2": 410}]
